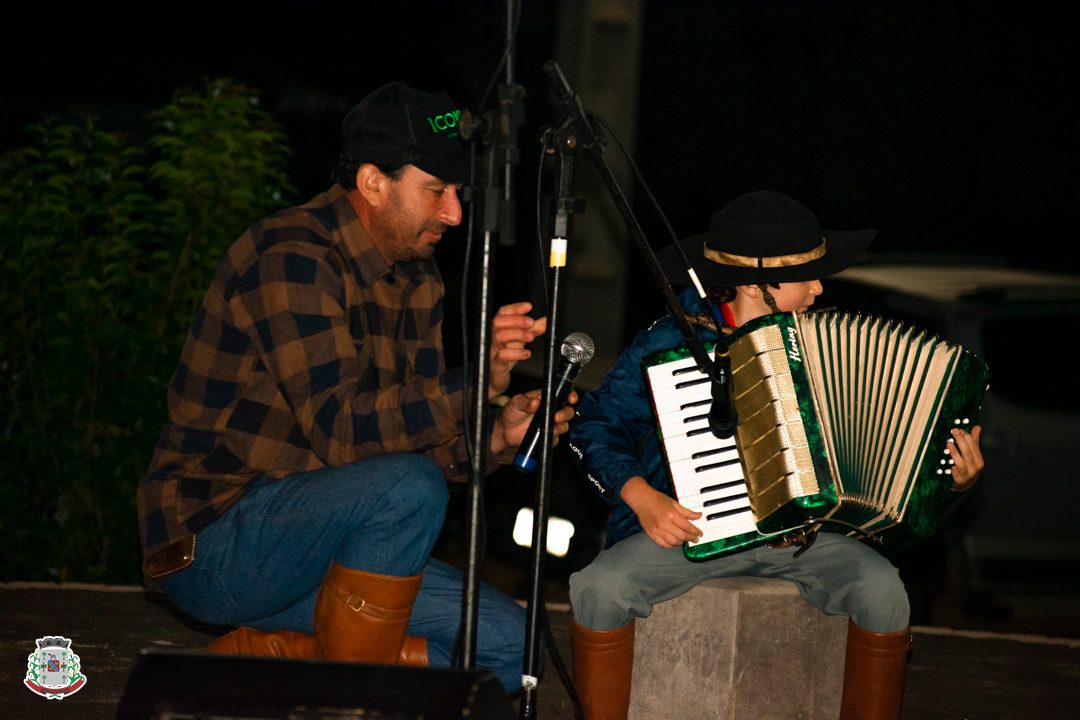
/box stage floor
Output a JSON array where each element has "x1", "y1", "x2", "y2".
[{"x1": 3, "y1": 582, "x2": 1078, "y2": 720}]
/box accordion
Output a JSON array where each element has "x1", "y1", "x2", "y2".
[{"x1": 643, "y1": 310, "x2": 990, "y2": 561}]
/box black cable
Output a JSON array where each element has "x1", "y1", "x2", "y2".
[
  {"x1": 477, "y1": 0, "x2": 522, "y2": 110},
  {"x1": 534, "y1": 127, "x2": 555, "y2": 300},
  {"x1": 587, "y1": 112, "x2": 725, "y2": 333},
  {"x1": 461, "y1": 141, "x2": 479, "y2": 459},
  {"x1": 540, "y1": 601, "x2": 583, "y2": 718}
]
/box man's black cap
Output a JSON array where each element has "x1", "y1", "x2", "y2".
[{"x1": 341, "y1": 81, "x2": 468, "y2": 184}]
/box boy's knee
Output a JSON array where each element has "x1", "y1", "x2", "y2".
[
  {"x1": 569, "y1": 565, "x2": 631, "y2": 629},
  {"x1": 850, "y1": 566, "x2": 910, "y2": 632}
]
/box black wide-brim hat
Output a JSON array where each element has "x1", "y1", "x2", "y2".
[{"x1": 657, "y1": 190, "x2": 876, "y2": 287}]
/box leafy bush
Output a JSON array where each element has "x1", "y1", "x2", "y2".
[{"x1": 0, "y1": 78, "x2": 294, "y2": 583}]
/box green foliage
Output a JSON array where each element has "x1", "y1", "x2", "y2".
[{"x1": 0, "y1": 78, "x2": 295, "y2": 583}]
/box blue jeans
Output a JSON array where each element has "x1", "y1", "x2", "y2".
[
  {"x1": 569, "y1": 531, "x2": 910, "y2": 633},
  {"x1": 160, "y1": 453, "x2": 528, "y2": 692}
]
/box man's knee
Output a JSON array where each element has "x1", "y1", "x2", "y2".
[
  {"x1": 364, "y1": 453, "x2": 449, "y2": 521},
  {"x1": 391, "y1": 453, "x2": 449, "y2": 503}
]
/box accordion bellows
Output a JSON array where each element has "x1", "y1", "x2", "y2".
[{"x1": 644, "y1": 310, "x2": 990, "y2": 561}]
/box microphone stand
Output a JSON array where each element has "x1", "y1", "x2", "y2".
[
  {"x1": 541, "y1": 61, "x2": 717, "y2": 383},
  {"x1": 518, "y1": 117, "x2": 579, "y2": 720},
  {"x1": 496, "y1": 5, "x2": 525, "y2": 248},
  {"x1": 459, "y1": 162, "x2": 495, "y2": 675},
  {"x1": 458, "y1": 0, "x2": 526, "y2": 674}
]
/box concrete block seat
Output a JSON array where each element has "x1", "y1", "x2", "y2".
[{"x1": 628, "y1": 576, "x2": 848, "y2": 720}]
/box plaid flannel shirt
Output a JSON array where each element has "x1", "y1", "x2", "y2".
[{"x1": 138, "y1": 184, "x2": 486, "y2": 559}]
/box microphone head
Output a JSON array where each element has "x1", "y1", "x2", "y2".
[{"x1": 560, "y1": 332, "x2": 595, "y2": 366}]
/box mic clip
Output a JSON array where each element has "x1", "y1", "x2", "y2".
[{"x1": 708, "y1": 344, "x2": 738, "y2": 440}]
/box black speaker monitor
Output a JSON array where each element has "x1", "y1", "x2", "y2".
[{"x1": 115, "y1": 649, "x2": 515, "y2": 720}]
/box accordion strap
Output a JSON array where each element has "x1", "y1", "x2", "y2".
[{"x1": 766, "y1": 519, "x2": 886, "y2": 559}]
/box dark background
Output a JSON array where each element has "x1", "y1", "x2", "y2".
[
  {"x1": 5, "y1": 0, "x2": 1074, "y2": 284},
  {"x1": 6, "y1": 0, "x2": 1074, "y2": 381},
  {"x1": 4, "y1": 1, "x2": 1076, "y2": 604}
]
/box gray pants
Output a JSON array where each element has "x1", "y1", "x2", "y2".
[{"x1": 569, "y1": 531, "x2": 909, "y2": 633}]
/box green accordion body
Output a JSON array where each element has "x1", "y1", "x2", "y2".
[{"x1": 642, "y1": 310, "x2": 990, "y2": 561}]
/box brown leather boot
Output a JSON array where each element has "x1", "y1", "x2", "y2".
[
  {"x1": 398, "y1": 634, "x2": 429, "y2": 666},
  {"x1": 206, "y1": 627, "x2": 316, "y2": 657},
  {"x1": 206, "y1": 627, "x2": 428, "y2": 665},
  {"x1": 313, "y1": 562, "x2": 423, "y2": 664},
  {"x1": 839, "y1": 619, "x2": 912, "y2": 720},
  {"x1": 569, "y1": 614, "x2": 635, "y2": 720}
]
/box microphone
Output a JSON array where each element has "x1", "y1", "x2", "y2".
[
  {"x1": 512, "y1": 331, "x2": 596, "y2": 473},
  {"x1": 542, "y1": 60, "x2": 602, "y2": 150},
  {"x1": 708, "y1": 343, "x2": 737, "y2": 439},
  {"x1": 497, "y1": 82, "x2": 525, "y2": 247}
]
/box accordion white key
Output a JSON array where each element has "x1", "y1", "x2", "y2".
[{"x1": 643, "y1": 310, "x2": 990, "y2": 561}]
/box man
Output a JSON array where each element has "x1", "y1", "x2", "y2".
[
  {"x1": 137, "y1": 81, "x2": 574, "y2": 693},
  {"x1": 565, "y1": 191, "x2": 984, "y2": 719}
]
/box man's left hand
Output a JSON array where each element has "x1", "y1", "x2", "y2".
[
  {"x1": 488, "y1": 302, "x2": 547, "y2": 399},
  {"x1": 948, "y1": 425, "x2": 984, "y2": 491}
]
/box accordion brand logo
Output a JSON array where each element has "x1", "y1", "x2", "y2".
[
  {"x1": 786, "y1": 326, "x2": 802, "y2": 364},
  {"x1": 24, "y1": 636, "x2": 87, "y2": 700}
]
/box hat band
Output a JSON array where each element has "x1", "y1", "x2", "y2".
[{"x1": 703, "y1": 239, "x2": 826, "y2": 269}]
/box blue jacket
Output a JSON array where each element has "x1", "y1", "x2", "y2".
[{"x1": 567, "y1": 287, "x2": 723, "y2": 548}]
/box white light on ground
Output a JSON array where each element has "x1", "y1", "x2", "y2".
[{"x1": 512, "y1": 507, "x2": 576, "y2": 558}]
